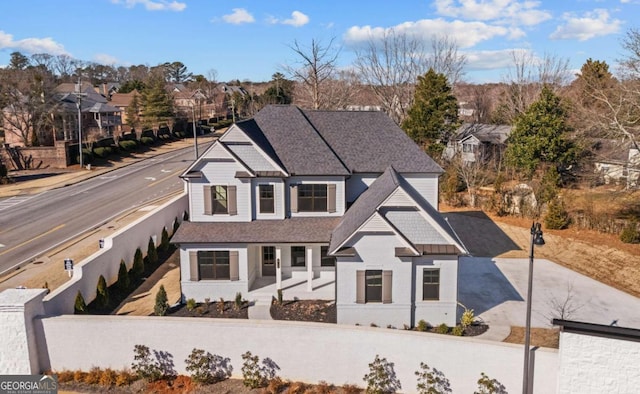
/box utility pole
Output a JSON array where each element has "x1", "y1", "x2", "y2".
[{"x1": 73, "y1": 78, "x2": 87, "y2": 169}]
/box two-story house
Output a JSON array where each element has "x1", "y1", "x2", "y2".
[{"x1": 172, "y1": 105, "x2": 467, "y2": 327}]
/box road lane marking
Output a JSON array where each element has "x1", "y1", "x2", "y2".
[
  {"x1": 144, "y1": 177, "x2": 157, "y2": 181},
  {"x1": 0, "y1": 224, "x2": 65, "y2": 256},
  {"x1": 147, "y1": 169, "x2": 183, "y2": 188},
  {"x1": 0, "y1": 196, "x2": 34, "y2": 211}
]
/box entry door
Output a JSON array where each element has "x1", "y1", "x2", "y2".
[{"x1": 262, "y1": 246, "x2": 276, "y2": 276}]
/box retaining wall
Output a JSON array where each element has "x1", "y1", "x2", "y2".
[
  {"x1": 36, "y1": 315, "x2": 559, "y2": 393},
  {"x1": 42, "y1": 193, "x2": 188, "y2": 316}
]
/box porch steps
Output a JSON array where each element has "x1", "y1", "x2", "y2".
[{"x1": 248, "y1": 300, "x2": 273, "y2": 320}]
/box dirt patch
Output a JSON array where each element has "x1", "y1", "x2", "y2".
[
  {"x1": 168, "y1": 301, "x2": 249, "y2": 319},
  {"x1": 270, "y1": 299, "x2": 336, "y2": 323},
  {"x1": 503, "y1": 326, "x2": 560, "y2": 349}
]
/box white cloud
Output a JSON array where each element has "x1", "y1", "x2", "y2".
[
  {"x1": 0, "y1": 30, "x2": 68, "y2": 55},
  {"x1": 282, "y1": 11, "x2": 310, "y2": 27},
  {"x1": 223, "y1": 8, "x2": 255, "y2": 24},
  {"x1": 94, "y1": 53, "x2": 119, "y2": 65},
  {"x1": 465, "y1": 48, "x2": 533, "y2": 70},
  {"x1": 111, "y1": 0, "x2": 186, "y2": 11},
  {"x1": 550, "y1": 9, "x2": 622, "y2": 41},
  {"x1": 434, "y1": 0, "x2": 551, "y2": 26},
  {"x1": 344, "y1": 18, "x2": 511, "y2": 49}
]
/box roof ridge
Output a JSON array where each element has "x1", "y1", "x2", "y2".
[{"x1": 298, "y1": 107, "x2": 351, "y2": 174}]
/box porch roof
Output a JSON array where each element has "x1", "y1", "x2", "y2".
[{"x1": 171, "y1": 217, "x2": 341, "y2": 244}]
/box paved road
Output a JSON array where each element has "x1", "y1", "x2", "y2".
[{"x1": 0, "y1": 144, "x2": 208, "y2": 275}]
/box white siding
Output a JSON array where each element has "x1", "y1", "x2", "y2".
[
  {"x1": 227, "y1": 144, "x2": 278, "y2": 172},
  {"x1": 252, "y1": 178, "x2": 285, "y2": 220},
  {"x1": 179, "y1": 244, "x2": 249, "y2": 302},
  {"x1": 345, "y1": 173, "x2": 378, "y2": 203},
  {"x1": 190, "y1": 160, "x2": 251, "y2": 222},
  {"x1": 287, "y1": 176, "x2": 346, "y2": 217},
  {"x1": 336, "y1": 233, "x2": 413, "y2": 328},
  {"x1": 413, "y1": 257, "x2": 458, "y2": 326},
  {"x1": 402, "y1": 173, "x2": 439, "y2": 209},
  {"x1": 382, "y1": 188, "x2": 415, "y2": 207},
  {"x1": 360, "y1": 213, "x2": 393, "y2": 232},
  {"x1": 219, "y1": 124, "x2": 251, "y2": 143}
]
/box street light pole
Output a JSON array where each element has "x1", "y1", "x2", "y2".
[
  {"x1": 74, "y1": 78, "x2": 86, "y2": 169},
  {"x1": 191, "y1": 103, "x2": 198, "y2": 160},
  {"x1": 523, "y1": 221, "x2": 545, "y2": 394}
]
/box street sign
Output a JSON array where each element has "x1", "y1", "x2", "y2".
[{"x1": 64, "y1": 258, "x2": 73, "y2": 277}]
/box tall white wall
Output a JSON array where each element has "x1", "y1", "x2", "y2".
[
  {"x1": 37, "y1": 315, "x2": 558, "y2": 393},
  {"x1": 42, "y1": 194, "x2": 188, "y2": 316},
  {"x1": 557, "y1": 331, "x2": 640, "y2": 394}
]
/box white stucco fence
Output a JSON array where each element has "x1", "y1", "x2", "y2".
[
  {"x1": 36, "y1": 315, "x2": 559, "y2": 393},
  {"x1": 42, "y1": 193, "x2": 188, "y2": 316}
]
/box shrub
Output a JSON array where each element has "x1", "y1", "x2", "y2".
[
  {"x1": 74, "y1": 291, "x2": 87, "y2": 314},
  {"x1": 55, "y1": 370, "x2": 75, "y2": 383},
  {"x1": 235, "y1": 292, "x2": 243, "y2": 310},
  {"x1": 217, "y1": 298, "x2": 225, "y2": 314},
  {"x1": 620, "y1": 220, "x2": 640, "y2": 244},
  {"x1": 186, "y1": 298, "x2": 197, "y2": 311},
  {"x1": 287, "y1": 380, "x2": 308, "y2": 393},
  {"x1": 363, "y1": 354, "x2": 401, "y2": 394},
  {"x1": 416, "y1": 320, "x2": 429, "y2": 332},
  {"x1": 415, "y1": 362, "x2": 452, "y2": 394},
  {"x1": 93, "y1": 146, "x2": 112, "y2": 158},
  {"x1": 435, "y1": 323, "x2": 449, "y2": 334},
  {"x1": 95, "y1": 275, "x2": 110, "y2": 309},
  {"x1": 160, "y1": 227, "x2": 170, "y2": 253},
  {"x1": 342, "y1": 384, "x2": 362, "y2": 394},
  {"x1": 115, "y1": 370, "x2": 136, "y2": 386},
  {"x1": 184, "y1": 348, "x2": 232, "y2": 384},
  {"x1": 132, "y1": 345, "x2": 162, "y2": 382},
  {"x1": 84, "y1": 367, "x2": 102, "y2": 385},
  {"x1": 118, "y1": 140, "x2": 138, "y2": 151},
  {"x1": 475, "y1": 372, "x2": 507, "y2": 394},
  {"x1": 99, "y1": 368, "x2": 117, "y2": 387},
  {"x1": 130, "y1": 248, "x2": 144, "y2": 279},
  {"x1": 545, "y1": 198, "x2": 571, "y2": 230},
  {"x1": 154, "y1": 285, "x2": 169, "y2": 316},
  {"x1": 172, "y1": 217, "x2": 180, "y2": 235},
  {"x1": 452, "y1": 325, "x2": 464, "y2": 336},
  {"x1": 147, "y1": 237, "x2": 158, "y2": 267},
  {"x1": 73, "y1": 370, "x2": 86, "y2": 382},
  {"x1": 265, "y1": 377, "x2": 288, "y2": 393},
  {"x1": 241, "y1": 351, "x2": 279, "y2": 389},
  {"x1": 116, "y1": 260, "x2": 130, "y2": 292},
  {"x1": 140, "y1": 136, "x2": 155, "y2": 145},
  {"x1": 460, "y1": 307, "x2": 475, "y2": 328}
]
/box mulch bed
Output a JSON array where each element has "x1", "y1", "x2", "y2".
[
  {"x1": 416, "y1": 323, "x2": 489, "y2": 336},
  {"x1": 168, "y1": 301, "x2": 249, "y2": 319},
  {"x1": 270, "y1": 299, "x2": 336, "y2": 323}
]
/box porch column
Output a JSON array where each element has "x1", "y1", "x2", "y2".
[
  {"x1": 276, "y1": 247, "x2": 282, "y2": 290},
  {"x1": 306, "y1": 246, "x2": 313, "y2": 292}
]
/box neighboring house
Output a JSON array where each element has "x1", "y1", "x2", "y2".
[
  {"x1": 443, "y1": 123, "x2": 511, "y2": 163},
  {"x1": 171, "y1": 105, "x2": 467, "y2": 328},
  {"x1": 109, "y1": 90, "x2": 141, "y2": 131},
  {"x1": 593, "y1": 139, "x2": 640, "y2": 188}
]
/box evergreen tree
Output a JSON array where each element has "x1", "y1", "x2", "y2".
[
  {"x1": 125, "y1": 91, "x2": 142, "y2": 131},
  {"x1": 164, "y1": 61, "x2": 193, "y2": 83},
  {"x1": 116, "y1": 259, "x2": 130, "y2": 292},
  {"x1": 96, "y1": 275, "x2": 110, "y2": 310},
  {"x1": 160, "y1": 227, "x2": 170, "y2": 254},
  {"x1": 147, "y1": 237, "x2": 158, "y2": 267},
  {"x1": 141, "y1": 76, "x2": 174, "y2": 129},
  {"x1": 130, "y1": 248, "x2": 144, "y2": 279},
  {"x1": 74, "y1": 291, "x2": 88, "y2": 314},
  {"x1": 154, "y1": 285, "x2": 169, "y2": 316},
  {"x1": 262, "y1": 73, "x2": 293, "y2": 105},
  {"x1": 401, "y1": 68, "x2": 460, "y2": 156},
  {"x1": 544, "y1": 198, "x2": 571, "y2": 230},
  {"x1": 505, "y1": 86, "x2": 577, "y2": 176}
]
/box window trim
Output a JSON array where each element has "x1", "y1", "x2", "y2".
[
  {"x1": 422, "y1": 268, "x2": 440, "y2": 301},
  {"x1": 258, "y1": 184, "x2": 275, "y2": 214}
]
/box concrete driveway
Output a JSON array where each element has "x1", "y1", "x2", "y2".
[{"x1": 458, "y1": 257, "x2": 640, "y2": 329}]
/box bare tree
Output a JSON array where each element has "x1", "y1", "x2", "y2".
[
  {"x1": 449, "y1": 149, "x2": 498, "y2": 207},
  {"x1": 285, "y1": 38, "x2": 341, "y2": 110},
  {"x1": 52, "y1": 54, "x2": 80, "y2": 80},
  {"x1": 426, "y1": 34, "x2": 467, "y2": 87},
  {"x1": 543, "y1": 282, "x2": 586, "y2": 321}
]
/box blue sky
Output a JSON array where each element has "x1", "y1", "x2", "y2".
[{"x1": 0, "y1": 0, "x2": 638, "y2": 83}]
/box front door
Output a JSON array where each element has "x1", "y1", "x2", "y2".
[{"x1": 262, "y1": 246, "x2": 276, "y2": 276}]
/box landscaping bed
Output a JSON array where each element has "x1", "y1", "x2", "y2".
[
  {"x1": 168, "y1": 300, "x2": 249, "y2": 319},
  {"x1": 270, "y1": 299, "x2": 336, "y2": 323}
]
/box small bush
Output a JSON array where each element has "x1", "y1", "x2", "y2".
[
  {"x1": 132, "y1": 345, "x2": 162, "y2": 382},
  {"x1": 217, "y1": 298, "x2": 225, "y2": 314},
  {"x1": 235, "y1": 292, "x2": 243, "y2": 310},
  {"x1": 265, "y1": 377, "x2": 288, "y2": 393},
  {"x1": 99, "y1": 368, "x2": 117, "y2": 387},
  {"x1": 93, "y1": 146, "x2": 112, "y2": 158},
  {"x1": 287, "y1": 380, "x2": 308, "y2": 394},
  {"x1": 74, "y1": 291, "x2": 87, "y2": 314},
  {"x1": 435, "y1": 323, "x2": 449, "y2": 334},
  {"x1": 84, "y1": 367, "x2": 102, "y2": 385},
  {"x1": 184, "y1": 348, "x2": 232, "y2": 384},
  {"x1": 545, "y1": 198, "x2": 571, "y2": 230},
  {"x1": 55, "y1": 370, "x2": 75, "y2": 383},
  {"x1": 475, "y1": 372, "x2": 507, "y2": 394},
  {"x1": 140, "y1": 136, "x2": 155, "y2": 145},
  {"x1": 116, "y1": 260, "x2": 130, "y2": 292},
  {"x1": 460, "y1": 307, "x2": 475, "y2": 328},
  {"x1": 147, "y1": 237, "x2": 158, "y2": 267},
  {"x1": 415, "y1": 362, "x2": 452, "y2": 394},
  {"x1": 363, "y1": 354, "x2": 401, "y2": 394},
  {"x1": 118, "y1": 140, "x2": 138, "y2": 151},
  {"x1": 620, "y1": 220, "x2": 640, "y2": 244},
  {"x1": 154, "y1": 285, "x2": 169, "y2": 316},
  {"x1": 416, "y1": 320, "x2": 429, "y2": 332},
  {"x1": 342, "y1": 384, "x2": 362, "y2": 394},
  {"x1": 95, "y1": 275, "x2": 109, "y2": 309},
  {"x1": 130, "y1": 248, "x2": 144, "y2": 279},
  {"x1": 452, "y1": 325, "x2": 464, "y2": 336},
  {"x1": 73, "y1": 370, "x2": 86, "y2": 382},
  {"x1": 115, "y1": 370, "x2": 136, "y2": 386},
  {"x1": 241, "y1": 351, "x2": 279, "y2": 389},
  {"x1": 186, "y1": 298, "x2": 197, "y2": 311},
  {"x1": 172, "y1": 217, "x2": 180, "y2": 235}
]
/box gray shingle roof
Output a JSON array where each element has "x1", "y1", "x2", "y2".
[
  {"x1": 328, "y1": 166, "x2": 401, "y2": 252},
  {"x1": 454, "y1": 123, "x2": 511, "y2": 145},
  {"x1": 171, "y1": 217, "x2": 340, "y2": 244},
  {"x1": 304, "y1": 110, "x2": 443, "y2": 173},
  {"x1": 252, "y1": 105, "x2": 350, "y2": 176}
]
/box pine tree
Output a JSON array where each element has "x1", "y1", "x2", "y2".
[
  {"x1": 96, "y1": 275, "x2": 110, "y2": 310},
  {"x1": 154, "y1": 285, "x2": 169, "y2": 316},
  {"x1": 147, "y1": 237, "x2": 158, "y2": 267},
  {"x1": 74, "y1": 291, "x2": 88, "y2": 314},
  {"x1": 141, "y1": 76, "x2": 174, "y2": 129},
  {"x1": 160, "y1": 227, "x2": 170, "y2": 254},
  {"x1": 125, "y1": 91, "x2": 142, "y2": 131},
  {"x1": 116, "y1": 259, "x2": 130, "y2": 292},
  {"x1": 402, "y1": 68, "x2": 460, "y2": 155},
  {"x1": 505, "y1": 86, "x2": 577, "y2": 176},
  {"x1": 545, "y1": 198, "x2": 571, "y2": 230},
  {"x1": 130, "y1": 248, "x2": 144, "y2": 279}
]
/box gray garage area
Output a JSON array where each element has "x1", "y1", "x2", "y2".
[{"x1": 458, "y1": 257, "x2": 640, "y2": 329}]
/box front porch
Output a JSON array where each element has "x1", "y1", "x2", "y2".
[{"x1": 249, "y1": 272, "x2": 335, "y2": 302}]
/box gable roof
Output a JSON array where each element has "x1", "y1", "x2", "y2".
[
  {"x1": 454, "y1": 123, "x2": 511, "y2": 145},
  {"x1": 305, "y1": 110, "x2": 443, "y2": 173}
]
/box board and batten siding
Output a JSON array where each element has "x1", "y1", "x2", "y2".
[
  {"x1": 286, "y1": 176, "x2": 346, "y2": 217},
  {"x1": 401, "y1": 173, "x2": 439, "y2": 209},
  {"x1": 252, "y1": 179, "x2": 285, "y2": 220}
]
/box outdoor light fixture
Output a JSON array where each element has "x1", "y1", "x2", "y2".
[{"x1": 523, "y1": 221, "x2": 545, "y2": 394}]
